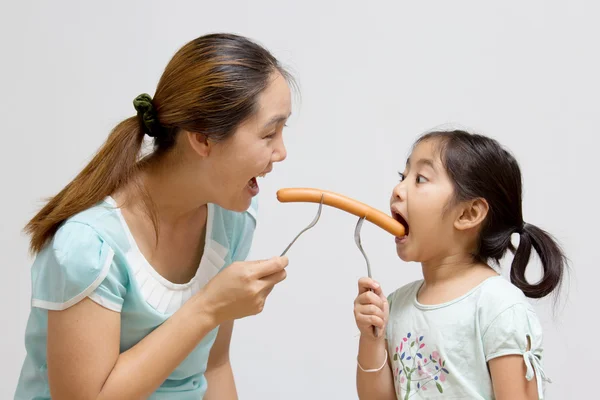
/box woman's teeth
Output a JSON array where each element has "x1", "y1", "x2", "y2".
[
  {"x1": 248, "y1": 170, "x2": 270, "y2": 189},
  {"x1": 248, "y1": 177, "x2": 258, "y2": 189}
]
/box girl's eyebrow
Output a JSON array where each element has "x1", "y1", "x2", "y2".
[{"x1": 405, "y1": 157, "x2": 437, "y2": 171}]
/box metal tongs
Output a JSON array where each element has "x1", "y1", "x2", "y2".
[
  {"x1": 355, "y1": 216, "x2": 380, "y2": 337},
  {"x1": 279, "y1": 195, "x2": 379, "y2": 337},
  {"x1": 280, "y1": 194, "x2": 325, "y2": 256}
]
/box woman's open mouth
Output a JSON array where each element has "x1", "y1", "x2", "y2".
[
  {"x1": 247, "y1": 169, "x2": 271, "y2": 195},
  {"x1": 247, "y1": 177, "x2": 258, "y2": 189}
]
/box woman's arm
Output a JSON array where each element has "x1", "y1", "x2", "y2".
[
  {"x1": 204, "y1": 320, "x2": 238, "y2": 400},
  {"x1": 489, "y1": 355, "x2": 539, "y2": 400},
  {"x1": 48, "y1": 296, "x2": 217, "y2": 400},
  {"x1": 47, "y1": 257, "x2": 288, "y2": 400}
]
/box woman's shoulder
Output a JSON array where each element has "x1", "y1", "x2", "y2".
[
  {"x1": 31, "y1": 200, "x2": 129, "y2": 312},
  {"x1": 59, "y1": 197, "x2": 121, "y2": 232},
  {"x1": 53, "y1": 197, "x2": 127, "y2": 250},
  {"x1": 34, "y1": 197, "x2": 129, "y2": 286}
]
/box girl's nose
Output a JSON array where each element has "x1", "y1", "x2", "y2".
[{"x1": 392, "y1": 182, "x2": 407, "y2": 202}]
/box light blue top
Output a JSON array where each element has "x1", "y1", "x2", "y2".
[
  {"x1": 15, "y1": 196, "x2": 258, "y2": 400},
  {"x1": 385, "y1": 276, "x2": 550, "y2": 399}
]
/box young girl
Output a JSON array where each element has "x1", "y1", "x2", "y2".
[{"x1": 353, "y1": 130, "x2": 565, "y2": 400}]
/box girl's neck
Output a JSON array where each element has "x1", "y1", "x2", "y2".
[
  {"x1": 421, "y1": 253, "x2": 480, "y2": 286},
  {"x1": 421, "y1": 253, "x2": 498, "y2": 291},
  {"x1": 417, "y1": 253, "x2": 499, "y2": 305}
]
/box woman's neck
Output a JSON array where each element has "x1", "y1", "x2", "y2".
[{"x1": 119, "y1": 155, "x2": 210, "y2": 224}]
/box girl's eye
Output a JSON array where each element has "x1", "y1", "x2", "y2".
[
  {"x1": 398, "y1": 171, "x2": 406, "y2": 182},
  {"x1": 416, "y1": 175, "x2": 428, "y2": 184}
]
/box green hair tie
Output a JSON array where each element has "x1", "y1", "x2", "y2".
[{"x1": 133, "y1": 93, "x2": 164, "y2": 138}]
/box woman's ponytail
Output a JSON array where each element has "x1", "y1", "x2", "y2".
[{"x1": 25, "y1": 116, "x2": 144, "y2": 254}]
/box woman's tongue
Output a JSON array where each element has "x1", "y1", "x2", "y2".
[{"x1": 247, "y1": 177, "x2": 259, "y2": 194}]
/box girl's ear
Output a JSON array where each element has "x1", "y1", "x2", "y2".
[{"x1": 454, "y1": 198, "x2": 489, "y2": 231}]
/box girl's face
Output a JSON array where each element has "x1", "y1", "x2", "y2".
[
  {"x1": 203, "y1": 72, "x2": 291, "y2": 212},
  {"x1": 390, "y1": 139, "x2": 463, "y2": 263}
]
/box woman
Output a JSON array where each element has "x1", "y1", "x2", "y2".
[{"x1": 15, "y1": 33, "x2": 294, "y2": 399}]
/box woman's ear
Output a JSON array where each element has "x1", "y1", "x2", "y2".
[
  {"x1": 185, "y1": 131, "x2": 212, "y2": 157},
  {"x1": 454, "y1": 198, "x2": 489, "y2": 231}
]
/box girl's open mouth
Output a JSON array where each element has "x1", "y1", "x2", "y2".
[{"x1": 393, "y1": 211, "x2": 409, "y2": 237}]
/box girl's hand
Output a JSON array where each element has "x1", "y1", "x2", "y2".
[{"x1": 354, "y1": 277, "x2": 389, "y2": 339}]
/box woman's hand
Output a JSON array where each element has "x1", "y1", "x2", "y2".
[
  {"x1": 354, "y1": 277, "x2": 389, "y2": 339},
  {"x1": 198, "y1": 256, "x2": 289, "y2": 325}
]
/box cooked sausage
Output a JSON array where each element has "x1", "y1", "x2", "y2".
[{"x1": 276, "y1": 188, "x2": 406, "y2": 237}]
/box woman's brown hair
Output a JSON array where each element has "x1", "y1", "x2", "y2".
[{"x1": 25, "y1": 33, "x2": 295, "y2": 254}]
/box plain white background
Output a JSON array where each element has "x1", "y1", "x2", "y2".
[{"x1": 1, "y1": 0, "x2": 598, "y2": 398}]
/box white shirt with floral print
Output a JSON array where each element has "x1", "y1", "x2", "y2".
[{"x1": 385, "y1": 276, "x2": 549, "y2": 399}]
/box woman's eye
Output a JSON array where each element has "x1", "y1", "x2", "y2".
[
  {"x1": 398, "y1": 171, "x2": 406, "y2": 182},
  {"x1": 416, "y1": 175, "x2": 428, "y2": 184}
]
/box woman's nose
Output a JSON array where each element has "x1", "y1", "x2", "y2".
[{"x1": 273, "y1": 137, "x2": 287, "y2": 163}]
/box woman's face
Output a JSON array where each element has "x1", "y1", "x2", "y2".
[{"x1": 206, "y1": 72, "x2": 292, "y2": 212}]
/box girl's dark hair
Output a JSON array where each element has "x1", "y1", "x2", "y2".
[
  {"x1": 417, "y1": 130, "x2": 567, "y2": 299},
  {"x1": 25, "y1": 33, "x2": 295, "y2": 254}
]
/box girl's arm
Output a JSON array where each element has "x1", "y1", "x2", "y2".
[
  {"x1": 354, "y1": 278, "x2": 396, "y2": 400},
  {"x1": 356, "y1": 337, "x2": 396, "y2": 400},
  {"x1": 489, "y1": 355, "x2": 539, "y2": 400},
  {"x1": 204, "y1": 320, "x2": 238, "y2": 400}
]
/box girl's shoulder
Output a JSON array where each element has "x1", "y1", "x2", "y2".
[
  {"x1": 476, "y1": 276, "x2": 542, "y2": 344},
  {"x1": 387, "y1": 280, "x2": 423, "y2": 309},
  {"x1": 477, "y1": 275, "x2": 534, "y2": 314}
]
